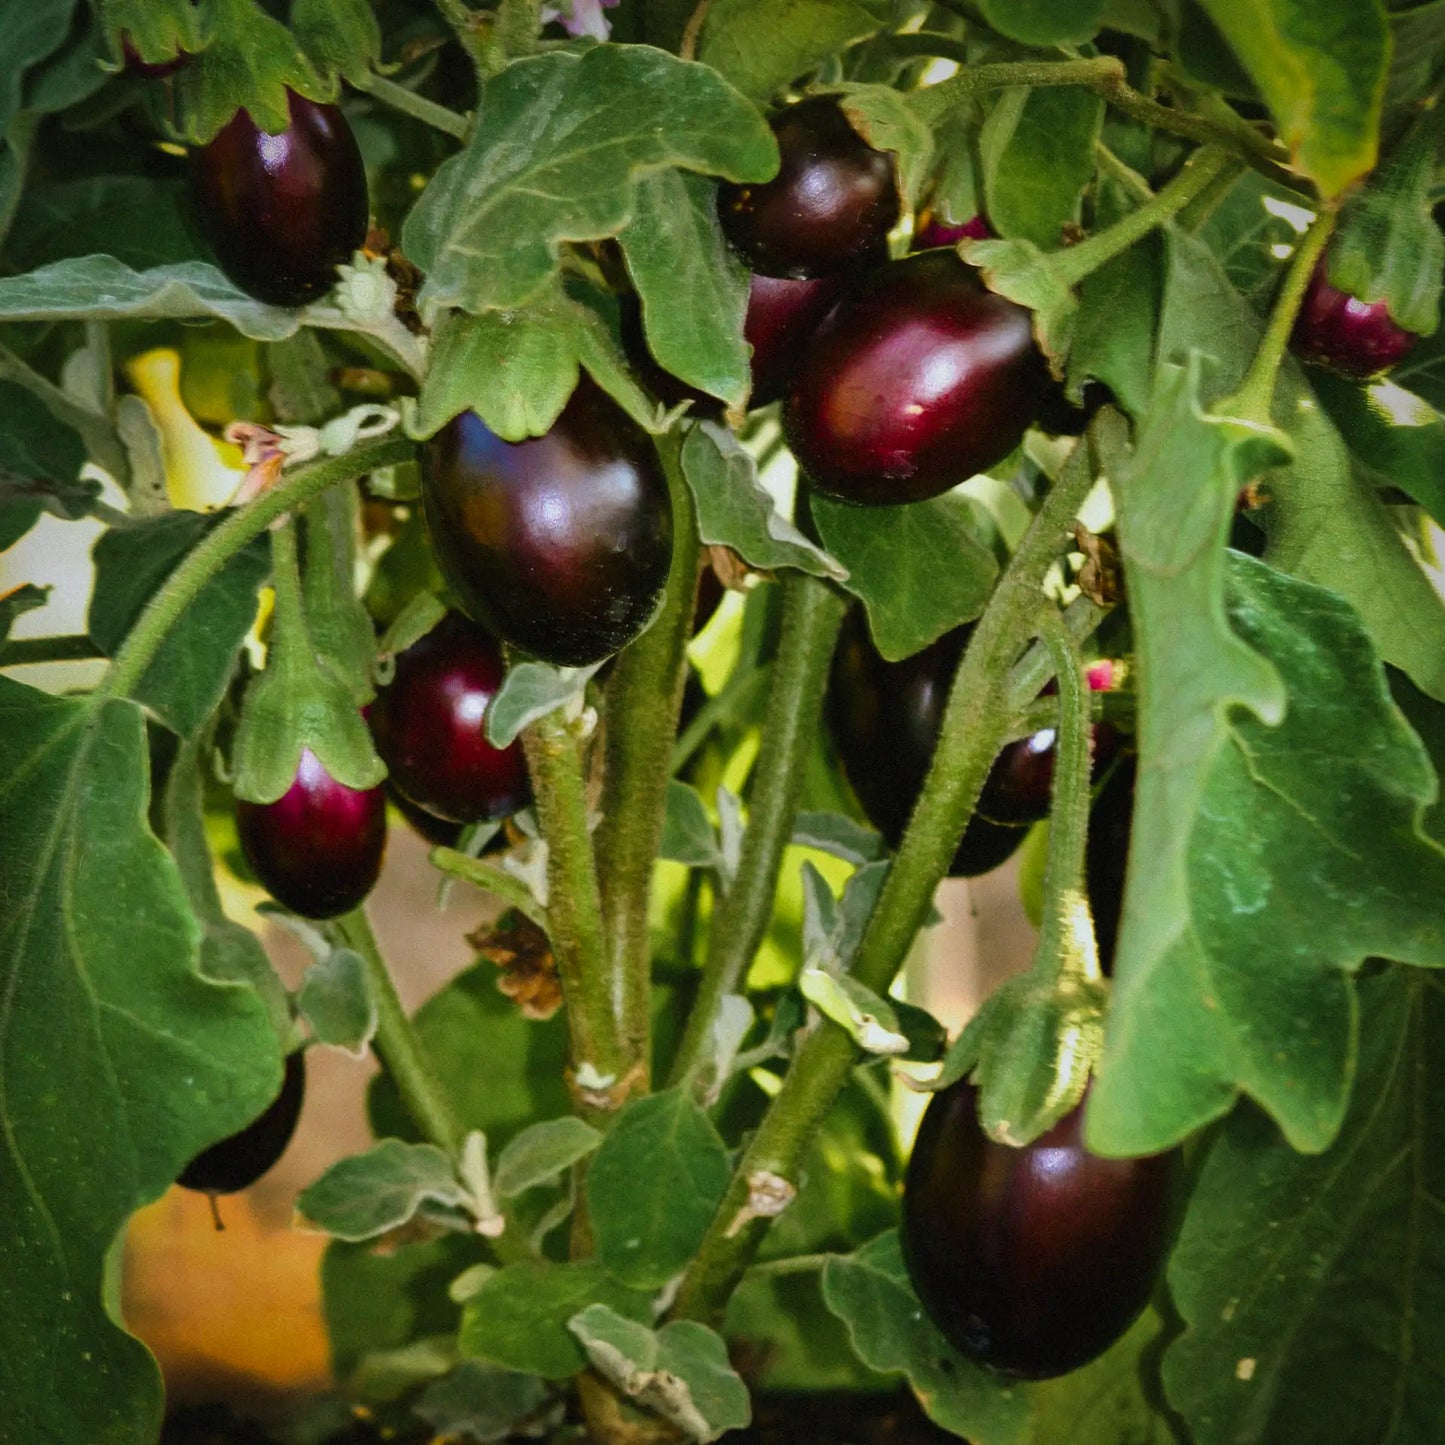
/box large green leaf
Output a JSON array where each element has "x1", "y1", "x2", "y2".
[
  {"x1": 402, "y1": 46, "x2": 777, "y2": 319},
  {"x1": 96, "y1": 0, "x2": 200, "y2": 68},
  {"x1": 1092, "y1": 526, "x2": 1445, "y2": 1155},
  {"x1": 980, "y1": 87, "x2": 1104, "y2": 250},
  {"x1": 1164, "y1": 967, "x2": 1445, "y2": 1445},
  {"x1": 6, "y1": 177, "x2": 200, "y2": 271},
  {"x1": 88, "y1": 510, "x2": 270, "y2": 739},
  {"x1": 0, "y1": 378, "x2": 88, "y2": 550},
  {"x1": 618, "y1": 171, "x2": 751, "y2": 408},
  {"x1": 587, "y1": 1088, "x2": 732, "y2": 1290},
  {"x1": 978, "y1": 0, "x2": 1106, "y2": 44},
  {"x1": 0, "y1": 0, "x2": 76, "y2": 138},
  {"x1": 698, "y1": 0, "x2": 889, "y2": 103},
  {"x1": 1192, "y1": 0, "x2": 1388, "y2": 196},
  {"x1": 0, "y1": 679, "x2": 279, "y2": 1442}
]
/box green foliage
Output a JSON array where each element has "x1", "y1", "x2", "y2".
[
  {"x1": 290, "y1": 0, "x2": 380, "y2": 93},
  {"x1": 298, "y1": 1140, "x2": 467, "y2": 1241},
  {"x1": 296, "y1": 949, "x2": 376, "y2": 1054}
]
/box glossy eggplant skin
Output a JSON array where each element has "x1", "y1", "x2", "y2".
[
  {"x1": 911, "y1": 213, "x2": 992, "y2": 250},
  {"x1": 902, "y1": 1080, "x2": 1178, "y2": 1378},
  {"x1": 192, "y1": 89, "x2": 369, "y2": 308},
  {"x1": 1290, "y1": 261, "x2": 1421, "y2": 378},
  {"x1": 784, "y1": 250, "x2": 1050, "y2": 506},
  {"x1": 745, "y1": 270, "x2": 854, "y2": 407},
  {"x1": 421, "y1": 383, "x2": 674, "y2": 667},
  {"x1": 719, "y1": 96, "x2": 900, "y2": 279},
  {"x1": 369, "y1": 612, "x2": 531, "y2": 824},
  {"x1": 235, "y1": 748, "x2": 386, "y2": 919},
  {"x1": 1085, "y1": 754, "x2": 1136, "y2": 976},
  {"x1": 177, "y1": 1051, "x2": 306, "y2": 1195},
  {"x1": 826, "y1": 610, "x2": 1026, "y2": 878}
]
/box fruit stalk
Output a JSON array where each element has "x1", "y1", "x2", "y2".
[
  {"x1": 594, "y1": 437, "x2": 702, "y2": 1081},
  {"x1": 522, "y1": 704, "x2": 637, "y2": 1118},
  {"x1": 670, "y1": 432, "x2": 1101, "y2": 1324},
  {"x1": 335, "y1": 905, "x2": 467, "y2": 1157},
  {"x1": 98, "y1": 435, "x2": 413, "y2": 703},
  {"x1": 352, "y1": 70, "x2": 470, "y2": 139},
  {"x1": 668, "y1": 571, "x2": 848, "y2": 1101}
]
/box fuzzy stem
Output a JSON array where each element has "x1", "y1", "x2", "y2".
[
  {"x1": 522, "y1": 707, "x2": 636, "y2": 1117},
  {"x1": 265, "y1": 520, "x2": 310, "y2": 665},
  {"x1": 353, "y1": 70, "x2": 470, "y2": 138},
  {"x1": 1227, "y1": 206, "x2": 1338, "y2": 427},
  {"x1": 97, "y1": 436, "x2": 412, "y2": 704},
  {"x1": 337, "y1": 906, "x2": 466, "y2": 1157},
  {"x1": 911, "y1": 56, "x2": 1126, "y2": 125},
  {"x1": 667, "y1": 573, "x2": 847, "y2": 1101},
  {"x1": 595, "y1": 438, "x2": 701, "y2": 1086},
  {"x1": 670, "y1": 436, "x2": 1100, "y2": 1324}
]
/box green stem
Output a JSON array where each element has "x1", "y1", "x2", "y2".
[
  {"x1": 1226, "y1": 206, "x2": 1338, "y2": 427},
  {"x1": 668, "y1": 572, "x2": 847, "y2": 1102},
  {"x1": 0, "y1": 635, "x2": 105, "y2": 667},
  {"x1": 1028, "y1": 612, "x2": 1097, "y2": 984},
  {"x1": 429, "y1": 846, "x2": 550, "y2": 930},
  {"x1": 354, "y1": 70, "x2": 470, "y2": 138},
  {"x1": 1048, "y1": 147, "x2": 1240, "y2": 289},
  {"x1": 912, "y1": 57, "x2": 1125, "y2": 125},
  {"x1": 594, "y1": 437, "x2": 701, "y2": 1085},
  {"x1": 671, "y1": 437, "x2": 1100, "y2": 1324},
  {"x1": 432, "y1": 0, "x2": 498, "y2": 79},
  {"x1": 670, "y1": 662, "x2": 770, "y2": 774},
  {"x1": 97, "y1": 436, "x2": 412, "y2": 704},
  {"x1": 0, "y1": 340, "x2": 129, "y2": 485},
  {"x1": 522, "y1": 706, "x2": 635, "y2": 1117},
  {"x1": 337, "y1": 906, "x2": 466, "y2": 1156},
  {"x1": 266, "y1": 519, "x2": 310, "y2": 663}
]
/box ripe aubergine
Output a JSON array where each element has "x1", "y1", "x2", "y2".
[
  {"x1": 369, "y1": 612, "x2": 531, "y2": 824},
  {"x1": 902, "y1": 1080, "x2": 1178, "y2": 1378},
  {"x1": 235, "y1": 747, "x2": 386, "y2": 919},
  {"x1": 1290, "y1": 257, "x2": 1421, "y2": 377},
  {"x1": 745, "y1": 269, "x2": 856, "y2": 407},
  {"x1": 784, "y1": 250, "x2": 1051, "y2": 505},
  {"x1": 719, "y1": 96, "x2": 900, "y2": 279},
  {"x1": 178, "y1": 1051, "x2": 306, "y2": 1195},
  {"x1": 192, "y1": 89, "x2": 369, "y2": 308},
  {"x1": 826, "y1": 610, "x2": 1027, "y2": 877},
  {"x1": 421, "y1": 383, "x2": 674, "y2": 667}
]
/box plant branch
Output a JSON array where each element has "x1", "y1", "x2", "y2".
[
  {"x1": 353, "y1": 70, "x2": 470, "y2": 138},
  {"x1": 670, "y1": 435, "x2": 1101, "y2": 1324},
  {"x1": 429, "y1": 846, "x2": 550, "y2": 930},
  {"x1": 1226, "y1": 205, "x2": 1338, "y2": 427},
  {"x1": 522, "y1": 706, "x2": 636, "y2": 1118},
  {"x1": 668, "y1": 572, "x2": 847, "y2": 1102},
  {"x1": 911, "y1": 56, "x2": 1125, "y2": 126},
  {"x1": 0, "y1": 635, "x2": 105, "y2": 667},
  {"x1": 594, "y1": 437, "x2": 701, "y2": 1085},
  {"x1": 336, "y1": 906, "x2": 466, "y2": 1156},
  {"x1": 96, "y1": 436, "x2": 413, "y2": 705},
  {"x1": 670, "y1": 661, "x2": 771, "y2": 774}
]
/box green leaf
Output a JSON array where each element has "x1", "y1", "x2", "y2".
[
  {"x1": 1194, "y1": 170, "x2": 1296, "y2": 313},
  {"x1": 810, "y1": 491, "x2": 996, "y2": 660},
  {"x1": 978, "y1": 0, "x2": 1105, "y2": 44},
  {"x1": 89, "y1": 511, "x2": 270, "y2": 739},
  {"x1": 485, "y1": 658, "x2": 605, "y2": 748},
  {"x1": 1092, "y1": 544, "x2": 1445, "y2": 1156},
  {"x1": 980, "y1": 87, "x2": 1104, "y2": 249},
  {"x1": 0, "y1": 0, "x2": 76, "y2": 138},
  {"x1": 97, "y1": 0, "x2": 201, "y2": 67},
  {"x1": 291, "y1": 0, "x2": 380, "y2": 91},
  {"x1": 402, "y1": 46, "x2": 778, "y2": 318},
  {"x1": 618, "y1": 170, "x2": 751, "y2": 407},
  {"x1": 833, "y1": 84, "x2": 933, "y2": 211},
  {"x1": 368, "y1": 959, "x2": 573, "y2": 1150},
  {"x1": 0, "y1": 679, "x2": 279, "y2": 1443},
  {"x1": 7, "y1": 177, "x2": 200, "y2": 271},
  {"x1": 458, "y1": 1260, "x2": 651, "y2": 1380},
  {"x1": 0, "y1": 582, "x2": 48, "y2": 645},
  {"x1": 0, "y1": 379, "x2": 88, "y2": 549},
  {"x1": 587, "y1": 1088, "x2": 732, "y2": 1289},
  {"x1": 569, "y1": 1307, "x2": 752, "y2": 1443},
  {"x1": 1067, "y1": 232, "x2": 1163, "y2": 417},
  {"x1": 679, "y1": 422, "x2": 846, "y2": 580},
  {"x1": 1192, "y1": 0, "x2": 1389, "y2": 196},
  {"x1": 790, "y1": 810, "x2": 887, "y2": 867},
  {"x1": 176, "y1": 0, "x2": 322, "y2": 143},
  {"x1": 302, "y1": 486, "x2": 377, "y2": 706},
  {"x1": 493, "y1": 1116, "x2": 603, "y2": 1199},
  {"x1": 1389, "y1": 668, "x2": 1445, "y2": 849},
  {"x1": 821, "y1": 1232, "x2": 1030, "y2": 1444},
  {"x1": 412, "y1": 277, "x2": 658, "y2": 442},
  {"x1": 660, "y1": 779, "x2": 723, "y2": 869},
  {"x1": 297, "y1": 949, "x2": 376, "y2": 1055},
  {"x1": 698, "y1": 0, "x2": 888, "y2": 103},
  {"x1": 298, "y1": 1139, "x2": 466, "y2": 1242},
  {"x1": 1384, "y1": 0, "x2": 1445, "y2": 111},
  {"x1": 960, "y1": 235, "x2": 1080, "y2": 373},
  {"x1": 800, "y1": 968, "x2": 911, "y2": 1057},
  {"x1": 415, "y1": 1360, "x2": 551, "y2": 1444},
  {"x1": 1163, "y1": 967, "x2": 1445, "y2": 1445}
]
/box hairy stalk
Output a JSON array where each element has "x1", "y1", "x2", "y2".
[
  {"x1": 353, "y1": 70, "x2": 470, "y2": 138},
  {"x1": 1226, "y1": 205, "x2": 1339, "y2": 427},
  {"x1": 595, "y1": 438, "x2": 701, "y2": 1084},
  {"x1": 668, "y1": 572, "x2": 848, "y2": 1101},
  {"x1": 671, "y1": 435, "x2": 1101, "y2": 1324},
  {"x1": 97, "y1": 436, "x2": 412, "y2": 704},
  {"x1": 522, "y1": 707, "x2": 637, "y2": 1118},
  {"x1": 336, "y1": 906, "x2": 466, "y2": 1156}
]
